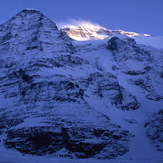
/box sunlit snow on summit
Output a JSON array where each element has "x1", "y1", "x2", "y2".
[
  {"x1": 58, "y1": 20, "x2": 109, "y2": 41},
  {"x1": 59, "y1": 20, "x2": 151, "y2": 41}
]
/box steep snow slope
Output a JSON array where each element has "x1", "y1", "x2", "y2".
[
  {"x1": 0, "y1": 9, "x2": 162, "y2": 163},
  {"x1": 72, "y1": 37, "x2": 163, "y2": 161}
]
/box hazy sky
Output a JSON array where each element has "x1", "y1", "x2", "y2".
[{"x1": 0, "y1": 0, "x2": 163, "y2": 36}]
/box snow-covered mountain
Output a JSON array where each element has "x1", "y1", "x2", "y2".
[
  {"x1": 61, "y1": 22, "x2": 150, "y2": 41},
  {"x1": 0, "y1": 9, "x2": 162, "y2": 163}
]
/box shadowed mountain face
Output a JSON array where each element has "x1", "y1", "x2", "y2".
[
  {"x1": 0, "y1": 9, "x2": 162, "y2": 160},
  {"x1": 0, "y1": 9, "x2": 76, "y2": 57}
]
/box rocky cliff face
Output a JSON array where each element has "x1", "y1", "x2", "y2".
[{"x1": 0, "y1": 9, "x2": 162, "y2": 161}]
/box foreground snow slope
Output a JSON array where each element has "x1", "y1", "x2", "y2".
[{"x1": 0, "y1": 9, "x2": 162, "y2": 163}]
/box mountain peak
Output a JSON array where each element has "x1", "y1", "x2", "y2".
[
  {"x1": 61, "y1": 22, "x2": 151, "y2": 41},
  {"x1": 0, "y1": 9, "x2": 76, "y2": 57},
  {"x1": 15, "y1": 8, "x2": 44, "y2": 19},
  {"x1": 18, "y1": 8, "x2": 42, "y2": 15},
  {"x1": 22, "y1": 8, "x2": 39, "y2": 12},
  {"x1": 0, "y1": 8, "x2": 58, "y2": 32}
]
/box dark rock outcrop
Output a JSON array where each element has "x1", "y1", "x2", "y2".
[
  {"x1": 144, "y1": 110, "x2": 163, "y2": 151},
  {"x1": 83, "y1": 72, "x2": 140, "y2": 110}
]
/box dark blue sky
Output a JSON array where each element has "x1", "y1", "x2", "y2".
[{"x1": 0, "y1": 0, "x2": 163, "y2": 36}]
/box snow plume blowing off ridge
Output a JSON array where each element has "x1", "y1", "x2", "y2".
[
  {"x1": 57, "y1": 19, "x2": 110, "y2": 41},
  {"x1": 57, "y1": 19, "x2": 105, "y2": 30},
  {"x1": 57, "y1": 19, "x2": 151, "y2": 41}
]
